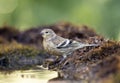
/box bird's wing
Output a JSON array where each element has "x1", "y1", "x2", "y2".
[
  {"x1": 51, "y1": 35, "x2": 96, "y2": 49},
  {"x1": 50, "y1": 35, "x2": 73, "y2": 49},
  {"x1": 56, "y1": 39, "x2": 73, "y2": 49}
]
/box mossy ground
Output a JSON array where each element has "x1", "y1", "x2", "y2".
[
  {"x1": 0, "y1": 42, "x2": 47, "y2": 72},
  {"x1": 0, "y1": 22, "x2": 120, "y2": 83},
  {"x1": 0, "y1": 42, "x2": 40, "y2": 57}
]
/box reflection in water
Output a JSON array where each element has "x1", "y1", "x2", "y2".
[{"x1": 0, "y1": 70, "x2": 57, "y2": 83}]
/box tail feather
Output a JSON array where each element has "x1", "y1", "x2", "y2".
[
  {"x1": 87, "y1": 44, "x2": 100, "y2": 47},
  {"x1": 77, "y1": 43, "x2": 99, "y2": 49}
]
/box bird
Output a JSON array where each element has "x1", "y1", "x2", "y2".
[{"x1": 40, "y1": 29, "x2": 99, "y2": 59}]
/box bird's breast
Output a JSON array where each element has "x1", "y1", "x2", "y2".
[{"x1": 43, "y1": 40, "x2": 62, "y2": 56}]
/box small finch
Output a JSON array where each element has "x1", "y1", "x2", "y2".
[{"x1": 40, "y1": 29, "x2": 99, "y2": 59}]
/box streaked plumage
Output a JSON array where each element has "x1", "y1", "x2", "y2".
[{"x1": 41, "y1": 29, "x2": 99, "y2": 58}]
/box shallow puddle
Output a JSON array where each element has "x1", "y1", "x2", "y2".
[{"x1": 0, "y1": 70, "x2": 57, "y2": 83}]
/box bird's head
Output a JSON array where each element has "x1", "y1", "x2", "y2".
[{"x1": 40, "y1": 29, "x2": 56, "y2": 39}]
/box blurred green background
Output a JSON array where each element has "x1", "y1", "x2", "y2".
[{"x1": 0, "y1": 0, "x2": 120, "y2": 40}]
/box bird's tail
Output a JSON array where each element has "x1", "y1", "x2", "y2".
[
  {"x1": 77, "y1": 43, "x2": 99, "y2": 49},
  {"x1": 86, "y1": 43, "x2": 100, "y2": 47}
]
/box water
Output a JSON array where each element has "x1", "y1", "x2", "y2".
[{"x1": 0, "y1": 70, "x2": 57, "y2": 83}]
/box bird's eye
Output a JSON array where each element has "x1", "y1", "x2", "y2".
[{"x1": 46, "y1": 32, "x2": 48, "y2": 33}]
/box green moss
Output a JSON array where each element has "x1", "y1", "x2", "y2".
[
  {"x1": 0, "y1": 42, "x2": 46, "y2": 71},
  {"x1": 114, "y1": 73, "x2": 120, "y2": 83},
  {"x1": 0, "y1": 42, "x2": 40, "y2": 58}
]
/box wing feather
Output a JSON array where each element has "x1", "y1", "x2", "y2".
[{"x1": 57, "y1": 39, "x2": 73, "y2": 49}]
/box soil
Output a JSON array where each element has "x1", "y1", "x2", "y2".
[{"x1": 0, "y1": 22, "x2": 120, "y2": 83}]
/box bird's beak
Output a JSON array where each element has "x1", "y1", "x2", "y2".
[{"x1": 40, "y1": 32, "x2": 43, "y2": 36}]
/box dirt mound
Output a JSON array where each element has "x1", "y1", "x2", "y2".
[{"x1": 0, "y1": 22, "x2": 120, "y2": 83}]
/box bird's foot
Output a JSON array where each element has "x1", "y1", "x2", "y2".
[
  {"x1": 59, "y1": 57, "x2": 70, "y2": 67},
  {"x1": 59, "y1": 57, "x2": 66, "y2": 64}
]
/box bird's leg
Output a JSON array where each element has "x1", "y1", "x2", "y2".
[
  {"x1": 58, "y1": 54, "x2": 67, "y2": 64},
  {"x1": 63, "y1": 54, "x2": 67, "y2": 59},
  {"x1": 62, "y1": 52, "x2": 73, "y2": 66}
]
